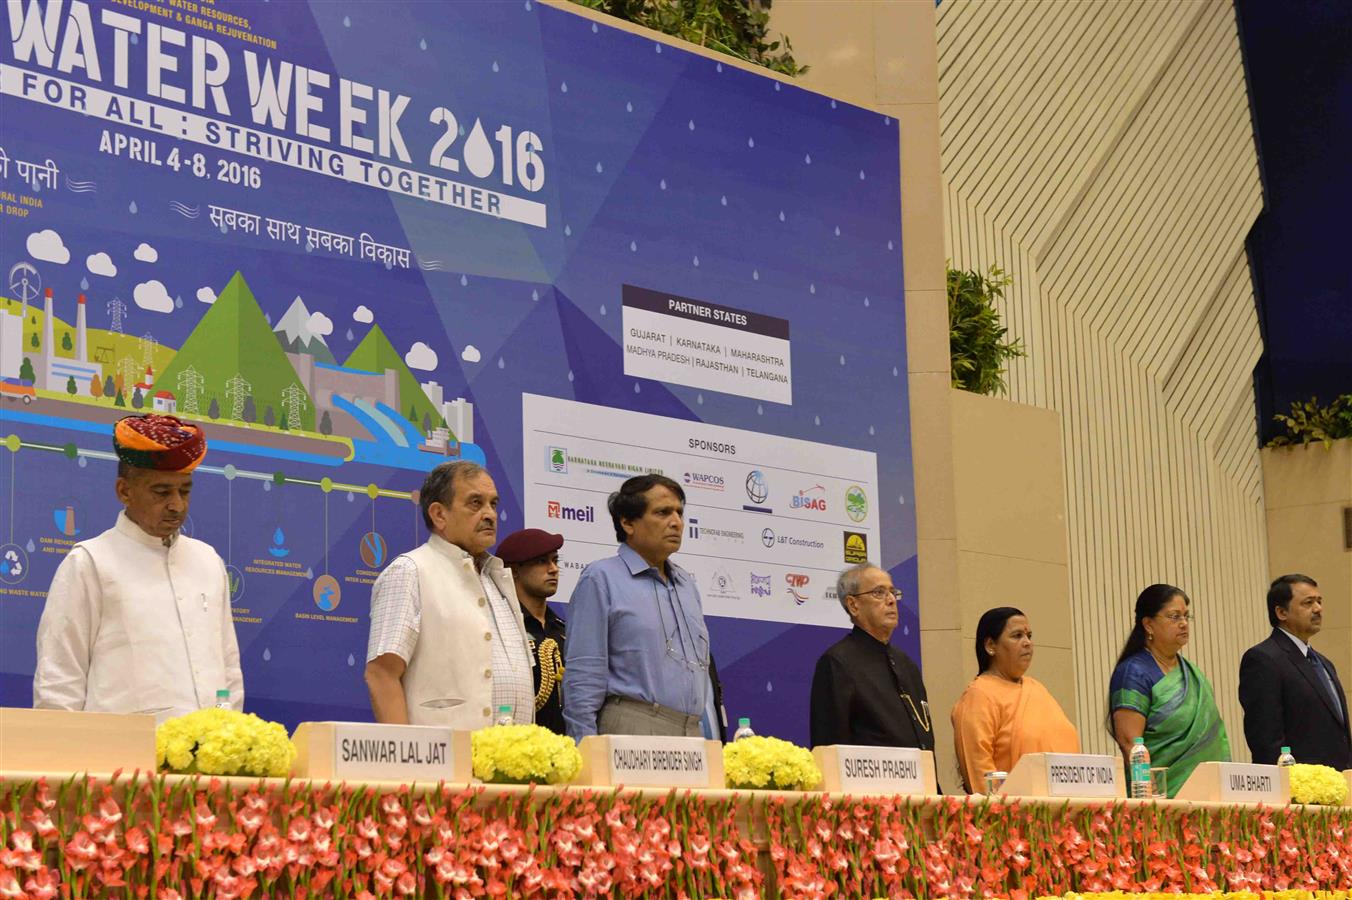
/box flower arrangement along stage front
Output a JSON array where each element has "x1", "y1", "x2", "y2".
[
  {"x1": 470, "y1": 723, "x2": 583, "y2": 785},
  {"x1": 3, "y1": 775, "x2": 1351, "y2": 898},
  {"x1": 155, "y1": 708, "x2": 296, "y2": 778},
  {"x1": 1288, "y1": 764, "x2": 1350, "y2": 806}
]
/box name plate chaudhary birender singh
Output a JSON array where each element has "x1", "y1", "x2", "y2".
[
  {"x1": 1218, "y1": 763, "x2": 1284, "y2": 804},
  {"x1": 1043, "y1": 753, "x2": 1120, "y2": 798},
  {"x1": 835, "y1": 746, "x2": 926, "y2": 794},
  {"x1": 332, "y1": 723, "x2": 455, "y2": 782},
  {"x1": 607, "y1": 735, "x2": 711, "y2": 788}
]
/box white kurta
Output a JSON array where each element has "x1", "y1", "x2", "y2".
[{"x1": 34, "y1": 511, "x2": 244, "y2": 718}]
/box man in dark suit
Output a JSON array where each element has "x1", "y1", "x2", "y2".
[{"x1": 1238, "y1": 574, "x2": 1351, "y2": 769}]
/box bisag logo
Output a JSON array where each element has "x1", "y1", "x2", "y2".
[
  {"x1": 785, "y1": 573, "x2": 810, "y2": 605},
  {"x1": 547, "y1": 500, "x2": 594, "y2": 522},
  {"x1": 843, "y1": 531, "x2": 869, "y2": 564},
  {"x1": 750, "y1": 573, "x2": 772, "y2": 597},
  {"x1": 790, "y1": 484, "x2": 827, "y2": 512},
  {"x1": 683, "y1": 471, "x2": 725, "y2": 491},
  {"x1": 845, "y1": 485, "x2": 868, "y2": 523}
]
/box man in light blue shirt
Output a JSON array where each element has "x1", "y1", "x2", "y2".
[{"x1": 564, "y1": 474, "x2": 712, "y2": 739}]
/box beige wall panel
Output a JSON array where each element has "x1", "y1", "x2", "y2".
[
  {"x1": 908, "y1": 371, "x2": 959, "y2": 542},
  {"x1": 903, "y1": 288, "x2": 952, "y2": 377},
  {"x1": 896, "y1": 104, "x2": 946, "y2": 293},
  {"x1": 921, "y1": 626, "x2": 965, "y2": 789},
  {"x1": 951, "y1": 390, "x2": 1068, "y2": 566},
  {"x1": 955, "y1": 551, "x2": 1073, "y2": 650},
  {"x1": 874, "y1": 1, "x2": 938, "y2": 106},
  {"x1": 1263, "y1": 443, "x2": 1352, "y2": 508},
  {"x1": 917, "y1": 537, "x2": 960, "y2": 632},
  {"x1": 765, "y1": 0, "x2": 876, "y2": 108},
  {"x1": 1027, "y1": 645, "x2": 1080, "y2": 744}
]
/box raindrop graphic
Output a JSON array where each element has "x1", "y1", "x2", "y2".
[
  {"x1": 463, "y1": 120, "x2": 495, "y2": 178},
  {"x1": 563, "y1": 225, "x2": 573, "y2": 238},
  {"x1": 130, "y1": 33, "x2": 138, "y2": 44},
  {"x1": 898, "y1": 494, "x2": 906, "y2": 505},
  {"x1": 696, "y1": 394, "x2": 704, "y2": 405},
  {"x1": 459, "y1": 123, "x2": 465, "y2": 136},
  {"x1": 655, "y1": 43, "x2": 662, "y2": 53},
  {"x1": 346, "y1": 493, "x2": 354, "y2": 503},
  {"x1": 814, "y1": 415, "x2": 821, "y2": 426},
  {"x1": 716, "y1": 63, "x2": 723, "y2": 73},
  {"x1": 869, "y1": 425, "x2": 876, "y2": 436},
  {"x1": 531, "y1": 289, "x2": 540, "y2": 301},
  {"x1": 747, "y1": 137, "x2": 755, "y2": 148},
  {"x1": 78, "y1": 456, "x2": 87, "y2": 468},
  {"x1": 830, "y1": 99, "x2": 837, "y2": 109},
  {"x1": 459, "y1": 274, "x2": 468, "y2": 286},
  {"x1": 595, "y1": 161, "x2": 604, "y2": 174},
  {"x1": 720, "y1": 195, "x2": 727, "y2": 206},
  {"x1": 839, "y1": 354, "x2": 846, "y2": 366},
  {"x1": 347, "y1": 654, "x2": 356, "y2": 667},
  {"x1": 834, "y1": 225, "x2": 841, "y2": 237},
  {"x1": 591, "y1": 22, "x2": 598, "y2": 32},
  {"x1": 497, "y1": 357, "x2": 505, "y2": 369},
  {"x1": 687, "y1": 119, "x2": 695, "y2": 131},
  {"x1": 809, "y1": 283, "x2": 816, "y2": 294},
  {"x1": 345, "y1": 328, "x2": 354, "y2": 340},
  {"x1": 633, "y1": 383, "x2": 641, "y2": 394},
  {"x1": 25, "y1": 539, "x2": 36, "y2": 553},
  {"x1": 492, "y1": 61, "x2": 500, "y2": 73},
  {"x1": 500, "y1": 510, "x2": 507, "y2": 521},
  {"x1": 692, "y1": 255, "x2": 700, "y2": 267},
  {"x1": 766, "y1": 681, "x2": 773, "y2": 692},
  {"x1": 778, "y1": 211, "x2": 785, "y2": 222},
  {"x1": 756, "y1": 404, "x2": 763, "y2": 415},
  {"x1": 128, "y1": 201, "x2": 138, "y2": 214},
  {"x1": 888, "y1": 240, "x2": 895, "y2": 250},
  {"x1": 560, "y1": 81, "x2": 568, "y2": 93},
  {"x1": 273, "y1": 527, "x2": 285, "y2": 545},
  {"x1": 859, "y1": 170, "x2": 866, "y2": 180},
  {"x1": 752, "y1": 269, "x2": 759, "y2": 281},
  {"x1": 263, "y1": 481, "x2": 271, "y2": 492},
  {"x1": 626, "y1": 101, "x2": 633, "y2": 112},
  {"x1": 342, "y1": 15, "x2": 351, "y2": 27},
  {"x1": 892, "y1": 366, "x2": 899, "y2": 376},
  {"x1": 174, "y1": 295, "x2": 183, "y2": 309},
  {"x1": 804, "y1": 153, "x2": 812, "y2": 164},
  {"x1": 864, "y1": 296, "x2": 871, "y2": 307},
  {"x1": 419, "y1": 38, "x2": 427, "y2": 51},
  {"x1": 263, "y1": 648, "x2": 272, "y2": 661},
  {"x1": 774, "y1": 82, "x2": 781, "y2": 92},
  {"x1": 524, "y1": 0, "x2": 531, "y2": 9},
  {"x1": 659, "y1": 179, "x2": 667, "y2": 190},
  {"x1": 904, "y1": 626, "x2": 910, "y2": 636},
  {"x1": 629, "y1": 241, "x2": 637, "y2": 252},
  {"x1": 567, "y1": 370, "x2": 575, "y2": 382},
  {"x1": 599, "y1": 304, "x2": 607, "y2": 315},
  {"x1": 80, "y1": 277, "x2": 89, "y2": 290},
  {"x1": 884, "y1": 116, "x2": 891, "y2": 125}
]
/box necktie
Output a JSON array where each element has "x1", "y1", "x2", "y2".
[{"x1": 1308, "y1": 651, "x2": 1346, "y2": 724}]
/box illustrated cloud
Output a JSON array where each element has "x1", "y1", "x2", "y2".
[
  {"x1": 133, "y1": 242, "x2": 158, "y2": 263},
  {"x1": 27, "y1": 229, "x2": 69, "y2": 264},
  {"x1": 197, "y1": 286, "x2": 217, "y2": 304},
  {"x1": 353, "y1": 305, "x2": 374, "y2": 323},
  {"x1": 307, "y1": 311, "x2": 334, "y2": 336},
  {"x1": 86, "y1": 252, "x2": 117, "y2": 277},
  {"x1": 133, "y1": 279, "x2": 174, "y2": 313},
  {"x1": 405, "y1": 341, "x2": 438, "y2": 371},
  {"x1": 460, "y1": 345, "x2": 482, "y2": 363}
]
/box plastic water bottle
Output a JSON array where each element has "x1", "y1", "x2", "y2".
[
  {"x1": 1277, "y1": 746, "x2": 1296, "y2": 767},
  {"x1": 495, "y1": 705, "x2": 514, "y2": 727},
  {"x1": 732, "y1": 717, "x2": 756, "y2": 741},
  {"x1": 1129, "y1": 737, "x2": 1152, "y2": 798},
  {"x1": 214, "y1": 689, "x2": 231, "y2": 710}
]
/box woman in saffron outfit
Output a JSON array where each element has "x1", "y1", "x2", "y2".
[
  {"x1": 951, "y1": 607, "x2": 1080, "y2": 793},
  {"x1": 1108, "y1": 583, "x2": 1230, "y2": 797}
]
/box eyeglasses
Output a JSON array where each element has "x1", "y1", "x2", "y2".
[
  {"x1": 851, "y1": 586, "x2": 903, "y2": 603},
  {"x1": 1157, "y1": 612, "x2": 1194, "y2": 623}
]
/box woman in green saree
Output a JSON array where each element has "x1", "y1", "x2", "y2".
[{"x1": 1108, "y1": 584, "x2": 1230, "y2": 797}]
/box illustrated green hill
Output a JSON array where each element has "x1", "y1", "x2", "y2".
[
  {"x1": 344, "y1": 324, "x2": 447, "y2": 435},
  {"x1": 154, "y1": 272, "x2": 315, "y2": 429}
]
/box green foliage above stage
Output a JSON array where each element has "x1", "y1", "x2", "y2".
[
  {"x1": 344, "y1": 324, "x2": 445, "y2": 436},
  {"x1": 155, "y1": 272, "x2": 316, "y2": 430},
  {"x1": 948, "y1": 265, "x2": 1025, "y2": 397}
]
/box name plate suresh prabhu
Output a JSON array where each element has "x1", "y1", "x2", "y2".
[
  {"x1": 577, "y1": 735, "x2": 723, "y2": 788},
  {"x1": 813, "y1": 745, "x2": 938, "y2": 795},
  {"x1": 292, "y1": 722, "x2": 472, "y2": 783}
]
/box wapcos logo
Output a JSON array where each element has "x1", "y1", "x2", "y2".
[
  {"x1": 683, "y1": 471, "x2": 725, "y2": 491},
  {"x1": 843, "y1": 531, "x2": 869, "y2": 564}
]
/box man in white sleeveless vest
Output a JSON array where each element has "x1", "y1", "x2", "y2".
[
  {"x1": 364, "y1": 461, "x2": 534, "y2": 729},
  {"x1": 34, "y1": 414, "x2": 243, "y2": 718}
]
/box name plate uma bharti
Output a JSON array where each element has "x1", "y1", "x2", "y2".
[
  {"x1": 292, "y1": 722, "x2": 471, "y2": 782},
  {"x1": 1218, "y1": 763, "x2": 1285, "y2": 804}
]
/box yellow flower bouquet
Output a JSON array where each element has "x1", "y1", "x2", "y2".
[
  {"x1": 156, "y1": 708, "x2": 296, "y2": 777},
  {"x1": 1287, "y1": 762, "x2": 1350, "y2": 805},
  {"x1": 724, "y1": 735, "x2": 821, "y2": 791},
  {"x1": 471, "y1": 723, "x2": 582, "y2": 784}
]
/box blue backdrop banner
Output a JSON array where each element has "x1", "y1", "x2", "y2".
[{"x1": 0, "y1": 0, "x2": 915, "y2": 745}]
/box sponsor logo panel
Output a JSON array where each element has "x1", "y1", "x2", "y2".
[{"x1": 843, "y1": 530, "x2": 869, "y2": 564}]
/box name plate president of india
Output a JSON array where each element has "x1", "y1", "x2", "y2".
[{"x1": 33, "y1": 414, "x2": 244, "y2": 719}]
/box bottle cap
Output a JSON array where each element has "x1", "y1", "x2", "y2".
[
  {"x1": 738, "y1": 717, "x2": 750, "y2": 727},
  {"x1": 1280, "y1": 746, "x2": 1291, "y2": 754},
  {"x1": 1133, "y1": 736, "x2": 1144, "y2": 744},
  {"x1": 216, "y1": 689, "x2": 229, "y2": 698},
  {"x1": 498, "y1": 705, "x2": 512, "y2": 713}
]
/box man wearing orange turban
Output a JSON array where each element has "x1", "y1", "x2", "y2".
[{"x1": 34, "y1": 415, "x2": 243, "y2": 719}]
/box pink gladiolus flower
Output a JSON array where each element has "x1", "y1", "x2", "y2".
[
  {"x1": 64, "y1": 832, "x2": 100, "y2": 871},
  {"x1": 124, "y1": 827, "x2": 149, "y2": 855},
  {"x1": 22, "y1": 868, "x2": 58, "y2": 900}
]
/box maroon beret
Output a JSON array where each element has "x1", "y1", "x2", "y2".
[{"x1": 496, "y1": 528, "x2": 564, "y2": 564}]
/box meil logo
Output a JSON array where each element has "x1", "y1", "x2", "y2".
[{"x1": 547, "y1": 501, "x2": 594, "y2": 522}]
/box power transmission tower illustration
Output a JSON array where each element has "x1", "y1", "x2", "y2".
[
  {"x1": 224, "y1": 373, "x2": 252, "y2": 422},
  {"x1": 139, "y1": 332, "x2": 155, "y2": 367},
  {"x1": 177, "y1": 366, "x2": 205, "y2": 415},
  {"x1": 117, "y1": 356, "x2": 140, "y2": 389},
  {"x1": 280, "y1": 382, "x2": 308, "y2": 429},
  {"x1": 106, "y1": 297, "x2": 127, "y2": 334}
]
